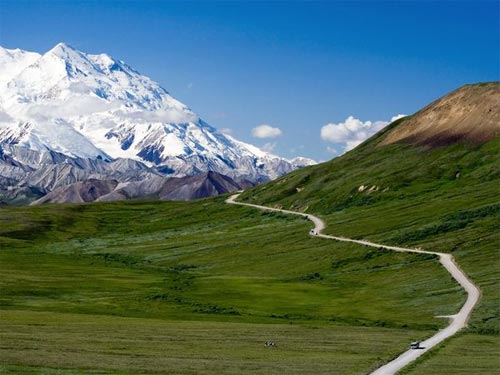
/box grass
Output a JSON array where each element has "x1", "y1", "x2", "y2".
[
  {"x1": 2, "y1": 113, "x2": 498, "y2": 373},
  {"x1": 239, "y1": 130, "x2": 500, "y2": 372},
  {"x1": 0, "y1": 196, "x2": 464, "y2": 374},
  {"x1": 399, "y1": 333, "x2": 500, "y2": 375},
  {"x1": 0, "y1": 310, "x2": 424, "y2": 375},
  {"x1": 0, "y1": 198, "x2": 465, "y2": 329}
]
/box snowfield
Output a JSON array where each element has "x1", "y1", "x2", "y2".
[{"x1": 0, "y1": 42, "x2": 315, "y2": 182}]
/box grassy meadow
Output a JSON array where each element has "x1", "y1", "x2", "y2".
[
  {"x1": 2, "y1": 115, "x2": 499, "y2": 374},
  {"x1": 239, "y1": 133, "x2": 500, "y2": 373},
  {"x1": 0, "y1": 195, "x2": 466, "y2": 374},
  {"x1": 0, "y1": 310, "x2": 425, "y2": 375}
]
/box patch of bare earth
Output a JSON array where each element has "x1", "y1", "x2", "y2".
[{"x1": 380, "y1": 82, "x2": 500, "y2": 148}]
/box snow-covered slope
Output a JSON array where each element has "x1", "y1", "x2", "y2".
[
  {"x1": 0, "y1": 43, "x2": 315, "y2": 184},
  {"x1": 0, "y1": 47, "x2": 41, "y2": 82}
]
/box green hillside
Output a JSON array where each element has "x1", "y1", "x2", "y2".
[
  {"x1": 0, "y1": 195, "x2": 475, "y2": 374},
  {"x1": 239, "y1": 121, "x2": 500, "y2": 331},
  {"x1": 2, "y1": 83, "x2": 499, "y2": 374},
  {"x1": 238, "y1": 89, "x2": 500, "y2": 372}
]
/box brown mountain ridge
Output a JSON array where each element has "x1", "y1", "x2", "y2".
[{"x1": 380, "y1": 82, "x2": 500, "y2": 148}]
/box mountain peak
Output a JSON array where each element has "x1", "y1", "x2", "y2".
[
  {"x1": 0, "y1": 46, "x2": 41, "y2": 82},
  {"x1": 0, "y1": 43, "x2": 315, "y2": 186},
  {"x1": 48, "y1": 42, "x2": 78, "y2": 55},
  {"x1": 47, "y1": 44, "x2": 126, "y2": 74},
  {"x1": 45, "y1": 42, "x2": 89, "y2": 68}
]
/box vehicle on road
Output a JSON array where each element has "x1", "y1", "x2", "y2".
[{"x1": 410, "y1": 341, "x2": 421, "y2": 349}]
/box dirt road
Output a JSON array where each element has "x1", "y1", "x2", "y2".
[{"x1": 226, "y1": 193, "x2": 481, "y2": 375}]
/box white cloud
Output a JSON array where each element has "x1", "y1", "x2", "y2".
[
  {"x1": 220, "y1": 127, "x2": 232, "y2": 135},
  {"x1": 262, "y1": 142, "x2": 277, "y2": 153},
  {"x1": 391, "y1": 114, "x2": 406, "y2": 122},
  {"x1": 320, "y1": 115, "x2": 406, "y2": 155},
  {"x1": 113, "y1": 108, "x2": 198, "y2": 124},
  {"x1": 251, "y1": 124, "x2": 282, "y2": 139}
]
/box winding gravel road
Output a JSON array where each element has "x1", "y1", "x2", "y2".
[{"x1": 226, "y1": 193, "x2": 481, "y2": 375}]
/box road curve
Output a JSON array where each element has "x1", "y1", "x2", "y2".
[{"x1": 226, "y1": 193, "x2": 481, "y2": 375}]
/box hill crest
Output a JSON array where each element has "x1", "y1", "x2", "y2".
[{"x1": 379, "y1": 82, "x2": 500, "y2": 148}]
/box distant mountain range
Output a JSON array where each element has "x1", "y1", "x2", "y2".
[
  {"x1": 32, "y1": 171, "x2": 247, "y2": 205},
  {"x1": 0, "y1": 43, "x2": 315, "y2": 204}
]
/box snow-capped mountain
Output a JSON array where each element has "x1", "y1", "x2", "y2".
[
  {"x1": 0, "y1": 43, "x2": 315, "y2": 187},
  {"x1": 0, "y1": 47, "x2": 41, "y2": 82}
]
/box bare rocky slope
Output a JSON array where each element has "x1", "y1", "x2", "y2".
[
  {"x1": 32, "y1": 171, "x2": 244, "y2": 204},
  {"x1": 380, "y1": 82, "x2": 500, "y2": 148}
]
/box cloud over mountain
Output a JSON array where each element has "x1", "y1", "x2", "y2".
[
  {"x1": 321, "y1": 115, "x2": 405, "y2": 154},
  {"x1": 0, "y1": 43, "x2": 317, "y2": 205},
  {"x1": 251, "y1": 124, "x2": 282, "y2": 138}
]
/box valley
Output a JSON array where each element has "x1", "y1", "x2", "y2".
[
  {"x1": 227, "y1": 193, "x2": 481, "y2": 374},
  {"x1": 0, "y1": 37, "x2": 498, "y2": 375},
  {"x1": 0, "y1": 195, "x2": 476, "y2": 374}
]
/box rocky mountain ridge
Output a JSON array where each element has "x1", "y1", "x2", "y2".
[{"x1": 0, "y1": 43, "x2": 315, "y2": 204}]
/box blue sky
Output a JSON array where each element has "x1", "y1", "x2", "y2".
[{"x1": 1, "y1": 1, "x2": 499, "y2": 161}]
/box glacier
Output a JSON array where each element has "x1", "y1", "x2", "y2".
[{"x1": 0, "y1": 43, "x2": 315, "y2": 203}]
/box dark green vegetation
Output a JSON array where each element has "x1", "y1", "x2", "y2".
[
  {"x1": 240, "y1": 121, "x2": 500, "y2": 372},
  {"x1": 1, "y1": 196, "x2": 463, "y2": 374}
]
